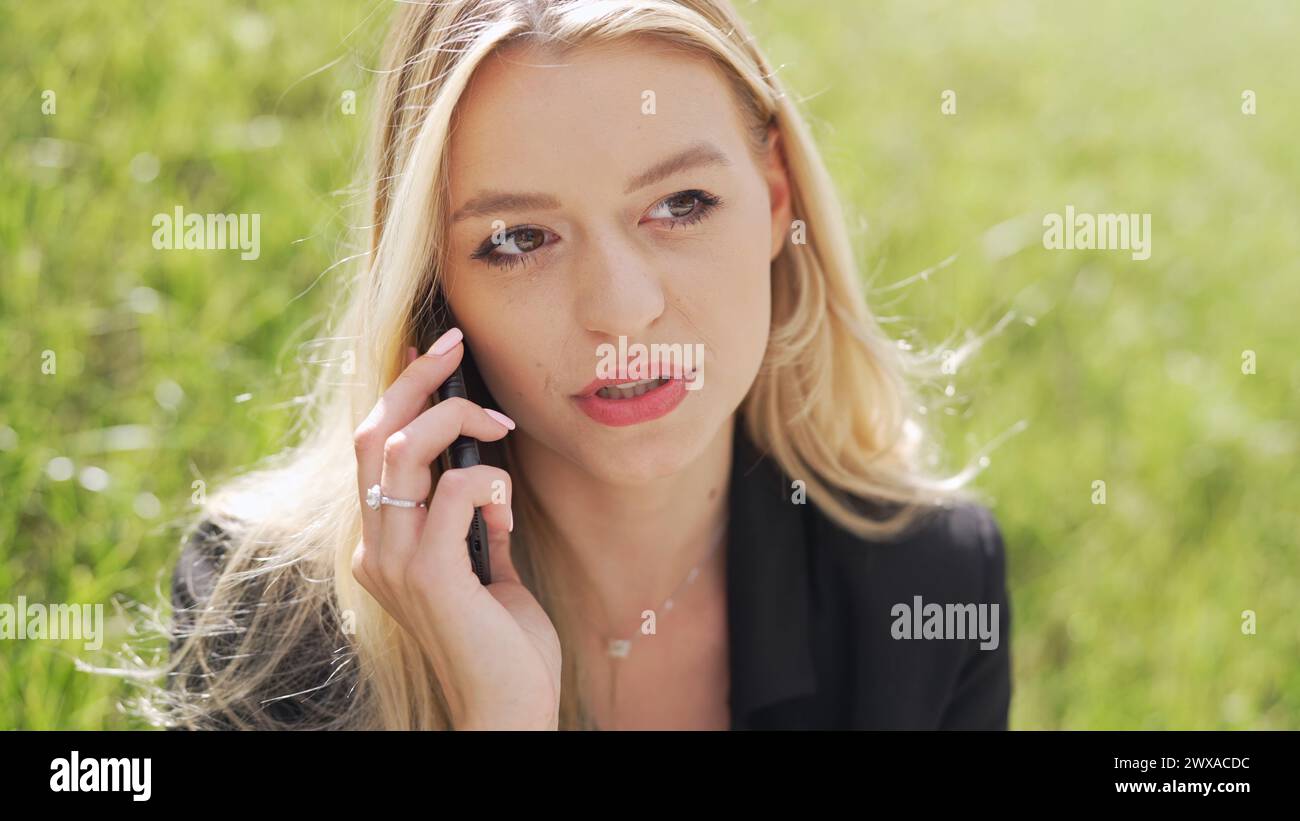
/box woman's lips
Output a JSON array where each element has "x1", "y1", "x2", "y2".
[{"x1": 572, "y1": 376, "x2": 690, "y2": 427}]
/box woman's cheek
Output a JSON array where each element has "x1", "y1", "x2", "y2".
[
  {"x1": 711, "y1": 216, "x2": 773, "y2": 400},
  {"x1": 454, "y1": 312, "x2": 538, "y2": 414}
]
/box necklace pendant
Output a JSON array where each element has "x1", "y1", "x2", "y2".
[{"x1": 607, "y1": 639, "x2": 631, "y2": 658}]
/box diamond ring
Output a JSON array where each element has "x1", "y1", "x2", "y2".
[{"x1": 365, "y1": 484, "x2": 428, "y2": 511}]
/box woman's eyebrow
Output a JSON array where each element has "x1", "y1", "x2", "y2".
[
  {"x1": 622, "y1": 140, "x2": 731, "y2": 194},
  {"x1": 451, "y1": 140, "x2": 731, "y2": 223}
]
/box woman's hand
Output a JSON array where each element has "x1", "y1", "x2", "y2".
[{"x1": 351, "y1": 328, "x2": 561, "y2": 730}]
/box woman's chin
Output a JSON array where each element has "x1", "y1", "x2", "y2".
[{"x1": 566, "y1": 419, "x2": 719, "y2": 487}]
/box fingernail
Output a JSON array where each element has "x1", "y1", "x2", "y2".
[
  {"x1": 507, "y1": 507, "x2": 515, "y2": 532},
  {"x1": 428, "y1": 327, "x2": 463, "y2": 357},
  {"x1": 484, "y1": 408, "x2": 516, "y2": 430}
]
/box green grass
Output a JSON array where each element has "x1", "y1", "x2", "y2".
[{"x1": 2, "y1": 0, "x2": 1297, "y2": 729}]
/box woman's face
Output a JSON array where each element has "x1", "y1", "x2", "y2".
[{"x1": 441, "y1": 37, "x2": 791, "y2": 485}]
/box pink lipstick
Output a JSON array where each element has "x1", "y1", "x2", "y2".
[{"x1": 572, "y1": 368, "x2": 694, "y2": 427}]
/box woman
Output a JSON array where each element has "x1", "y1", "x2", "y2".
[{"x1": 160, "y1": 0, "x2": 1011, "y2": 730}]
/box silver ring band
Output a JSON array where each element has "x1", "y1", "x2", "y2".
[{"x1": 365, "y1": 483, "x2": 428, "y2": 511}]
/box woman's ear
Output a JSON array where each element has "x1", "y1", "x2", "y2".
[{"x1": 763, "y1": 123, "x2": 794, "y2": 262}]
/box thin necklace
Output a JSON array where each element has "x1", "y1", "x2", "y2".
[{"x1": 593, "y1": 516, "x2": 728, "y2": 729}]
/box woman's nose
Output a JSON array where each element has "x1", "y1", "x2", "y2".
[{"x1": 572, "y1": 231, "x2": 667, "y2": 338}]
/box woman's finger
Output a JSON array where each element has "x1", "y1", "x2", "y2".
[
  {"x1": 479, "y1": 498, "x2": 520, "y2": 585},
  {"x1": 353, "y1": 329, "x2": 465, "y2": 551},
  {"x1": 377, "y1": 397, "x2": 514, "y2": 567},
  {"x1": 419, "y1": 464, "x2": 514, "y2": 582}
]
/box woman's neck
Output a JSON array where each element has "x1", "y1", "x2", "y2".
[{"x1": 512, "y1": 415, "x2": 735, "y2": 634}]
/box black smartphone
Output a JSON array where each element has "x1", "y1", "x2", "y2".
[{"x1": 425, "y1": 308, "x2": 492, "y2": 586}]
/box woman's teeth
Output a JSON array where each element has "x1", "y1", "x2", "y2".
[{"x1": 595, "y1": 377, "x2": 670, "y2": 400}]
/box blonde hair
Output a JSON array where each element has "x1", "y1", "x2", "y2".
[{"x1": 128, "y1": 0, "x2": 975, "y2": 731}]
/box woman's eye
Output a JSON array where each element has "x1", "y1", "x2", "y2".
[
  {"x1": 469, "y1": 189, "x2": 722, "y2": 270},
  {"x1": 646, "y1": 189, "x2": 723, "y2": 226},
  {"x1": 470, "y1": 226, "x2": 554, "y2": 270}
]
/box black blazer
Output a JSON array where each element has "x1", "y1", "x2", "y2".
[
  {"x1": 723, "y1": 419, "x2": 1011, "y2": 729},
  {"x1": 171, "y1": 419, "x2": 1011, "y2": 730}
]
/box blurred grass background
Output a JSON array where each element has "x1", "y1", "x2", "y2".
[{"x1": 2, "y1": 0, "x2": 1297, "y2": 729}]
